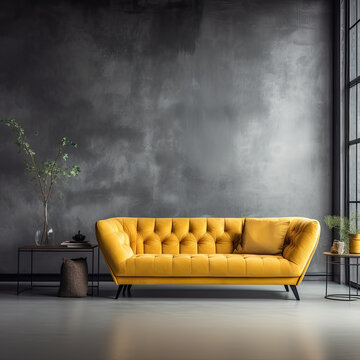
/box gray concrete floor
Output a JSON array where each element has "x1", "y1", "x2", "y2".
[{"x1": 0, "y1": 281, "x2": 360, "y2": 360}]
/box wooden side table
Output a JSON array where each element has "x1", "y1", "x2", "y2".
[
  {"x1": 324, "y1": 252, "x2": 360, "y2": 301},
  {"x1": 17, "y1": 244, "x2": 100, "y2": 296}
]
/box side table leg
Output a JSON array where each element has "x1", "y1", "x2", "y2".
[
  {"x1": 92, "y1": 249, "x2": 94, "y2": 297},
  {"x1": 357, "y1": 258, "x2": 359, "y2": 296},
  {"x1": 17, "y1": 249, "x2": 20, "y2": 295},
  {"x1": 30, "y1": 250, "x2": 33, "y2": 290},
  {"x1": 325, "y1": 255, "x2": 328, "y2": 298},
  {"x1": 97, "y1": 247, "x2": 100, "y2": 295},
  {"x1": 348, "y1": 258, "x2": 351, "y2": 301}
]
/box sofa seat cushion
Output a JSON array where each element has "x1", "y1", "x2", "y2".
[{"x1": 116, "y1": 254, "x2": 301, "y2": 278}]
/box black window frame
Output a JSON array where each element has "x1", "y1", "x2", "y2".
[{"x1": 346, "y1": 0, "x2": 360, "y2": 227}]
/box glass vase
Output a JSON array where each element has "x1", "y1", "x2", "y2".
[
  {"x1": 34, "y1": 202, "x2": 54, "y2": 246},
  {"x1": 35, "y1": 227, "x2": 54, "y2": 246}
]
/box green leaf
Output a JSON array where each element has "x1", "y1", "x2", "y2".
[{"x1": 2, "y1": 119, "x2": 81, "y2": 196}]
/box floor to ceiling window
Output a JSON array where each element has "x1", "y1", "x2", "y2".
[
  {"x1": 347, "y1": 0, "x2": 360, "y2": 228},
  {"x1": 345, "y1": 0, "x2": 360, "y2": 289}
]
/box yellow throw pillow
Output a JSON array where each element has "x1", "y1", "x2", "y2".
[{"x1": 240, "y1": 218, "x2": 290, "y2": 255}]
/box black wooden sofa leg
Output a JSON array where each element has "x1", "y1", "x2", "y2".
[
  {"x1": 115, "y1": 285, "x2": 123, "y2": 299},
  {"x1": 284, "y1": 285, "x2": 289, "y2": 292},
  {"x1": 121, "y1": 284, "x2": 132, "y2": 297},
  {"x1": 122, "y1": 284, "x2": 128, "y2": 296},
  {"x1": 290, "y1": 285, "x2": 300, "y2": 300}
]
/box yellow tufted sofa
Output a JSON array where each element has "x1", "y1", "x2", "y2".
[{"x1": 96, "y1": 217, "x2": 320, "y2": 300}]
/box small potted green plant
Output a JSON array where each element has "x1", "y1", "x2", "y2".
[
  {"x1": 1, "y1": 119, "x2": 80, "y2": 245},
  {"x1": 324, "y1": 215, "x2": 360, "y2": 254}
]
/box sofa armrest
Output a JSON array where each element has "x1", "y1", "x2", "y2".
[
  {"x1": 282, "y1": 218, "x2": 320, "y2": 278},
  {"x1": 96, "y1": 219, "x2": 134, "y2": 277}
]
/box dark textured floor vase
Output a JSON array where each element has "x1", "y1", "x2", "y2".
[{"x1": 58, "y1": 258, "x2": 88, "y2": 297}]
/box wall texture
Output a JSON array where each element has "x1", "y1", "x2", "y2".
[{"x1": 0, "y1": 0, "x2": 332, "y2": 274}]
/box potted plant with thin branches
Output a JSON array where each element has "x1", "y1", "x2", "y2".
[
  {"x1": 1, "y1": 119, "x2": 80, "y2": 245},
  {"x1": 325, "y1": 215, "x2": 360, "y2": 254}
]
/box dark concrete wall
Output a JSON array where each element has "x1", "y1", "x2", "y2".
[{"x1": 0, "y1": 0, "x2": 332, "y2": 274}]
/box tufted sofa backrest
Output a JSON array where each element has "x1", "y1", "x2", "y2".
[{"x1": 106, "y1": 217, "x2": 245, "y2": 255}]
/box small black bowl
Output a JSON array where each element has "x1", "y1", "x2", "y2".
[{"x1": 72, "y1": 231, "x2": 86, "y2": 242}]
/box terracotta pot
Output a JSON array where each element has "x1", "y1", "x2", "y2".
[{"x1": 349, "y1": 234, "x2": 360, "y2": 254}]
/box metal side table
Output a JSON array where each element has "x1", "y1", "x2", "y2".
[
  {"x1": 324, "y1": 252, "x2": 360, "y2": 301},
  {"x1": 17, "y1": 244, "x2": 100, "y2": 296}
]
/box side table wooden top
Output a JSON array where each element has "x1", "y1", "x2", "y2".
[
  {"x1": 19, "y1": 244, "x2": 98, "y2": 250},
  {"x1": 323, "y1": 251, "x2": 360, "y2": 258}
]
